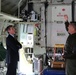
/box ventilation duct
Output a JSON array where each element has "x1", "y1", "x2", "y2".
[{"x1": 28, "y1": 1, "x2": 33, "y2": 13}]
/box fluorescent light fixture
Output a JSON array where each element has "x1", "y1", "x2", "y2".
[{"x1": 0, "y1": 12, "x2": 22, "y2": 21}]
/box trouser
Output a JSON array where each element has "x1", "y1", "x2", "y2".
[
  {"x1": 6, "y1": 61, "x2": 17, "y2": 75},
  {"x1": 65, "y1": 59, "x2": 76, "y2": 75}
]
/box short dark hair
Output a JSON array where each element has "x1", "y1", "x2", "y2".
[
  {"x1": 69, "y1": 21, "x2": 76, "y2": 30},
  {"x1": 5, "y1": 25, "x2": 13, "y2": 32}
]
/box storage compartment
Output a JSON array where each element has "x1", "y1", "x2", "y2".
[
  {"x1": 51, "y1": 44, "x2": 65, "y2": 68},
  {"x1": 51, "y1": 61, "x2": 65, "y2": 68}
]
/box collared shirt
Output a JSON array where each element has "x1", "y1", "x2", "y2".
[{"x1": 9, "y1": 34, "x2": 14, "y2": 38}]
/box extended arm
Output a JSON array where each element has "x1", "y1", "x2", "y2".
[
  {"x1": 64, "y1": 15, "x2": 69, "y2": 32},
  {"x1": 65, "y1": 21, "x2": 69, "y2": 32}
]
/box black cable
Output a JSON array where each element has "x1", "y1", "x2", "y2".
[
  {"x1": 44, "y1": 0, "x2": 48, "y2": 51},
  {"x1": 71, "y1": 0, "x2": 75, "y2": 22}
]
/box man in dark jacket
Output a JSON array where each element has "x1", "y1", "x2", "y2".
[
  {"x1": 5, "y1": 25, "x2": 22, "y2": 75},
  {"x1": 63, "y1": 17, "x2": 76, "y2": 75}
]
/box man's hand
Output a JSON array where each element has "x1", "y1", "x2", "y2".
[{"x1": 64, "y1": 15, "x2": 68, "y2": 21}]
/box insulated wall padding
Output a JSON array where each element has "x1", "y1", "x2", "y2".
[
  {"x1": 51, "y1": 5, "x2": 72, "y2": 22},
  {"x1": 47, "y1": 4, "x2": 72, "y2": 23},
  {"x1": 50, "y1": 23, "x2": 69, "y2": 47},
  {"x1": 46, "y1": 4, "x2": 71, "y2": 47},
  {"x1": 47, "y1": 22, "x2": 69, "y2": 47}
]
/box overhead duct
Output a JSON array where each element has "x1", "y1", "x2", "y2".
[{"x1": 28, "y1": 0, "x2": 33, "y2": 13}]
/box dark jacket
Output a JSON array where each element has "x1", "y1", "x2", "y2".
[
  {"x1": 63, "y1": 33, "x2": 76, "y2": 59},
  {"x1": 6, "y1": 34, "x2": 22, "y2": 63}
]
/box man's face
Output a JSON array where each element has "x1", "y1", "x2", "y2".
[
  {"x1": 68, "y1": 24, "x2": 75, "y2": 34},
  {"x1": 8, "y1": 27, "x2": 16, "y2": 35}
]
